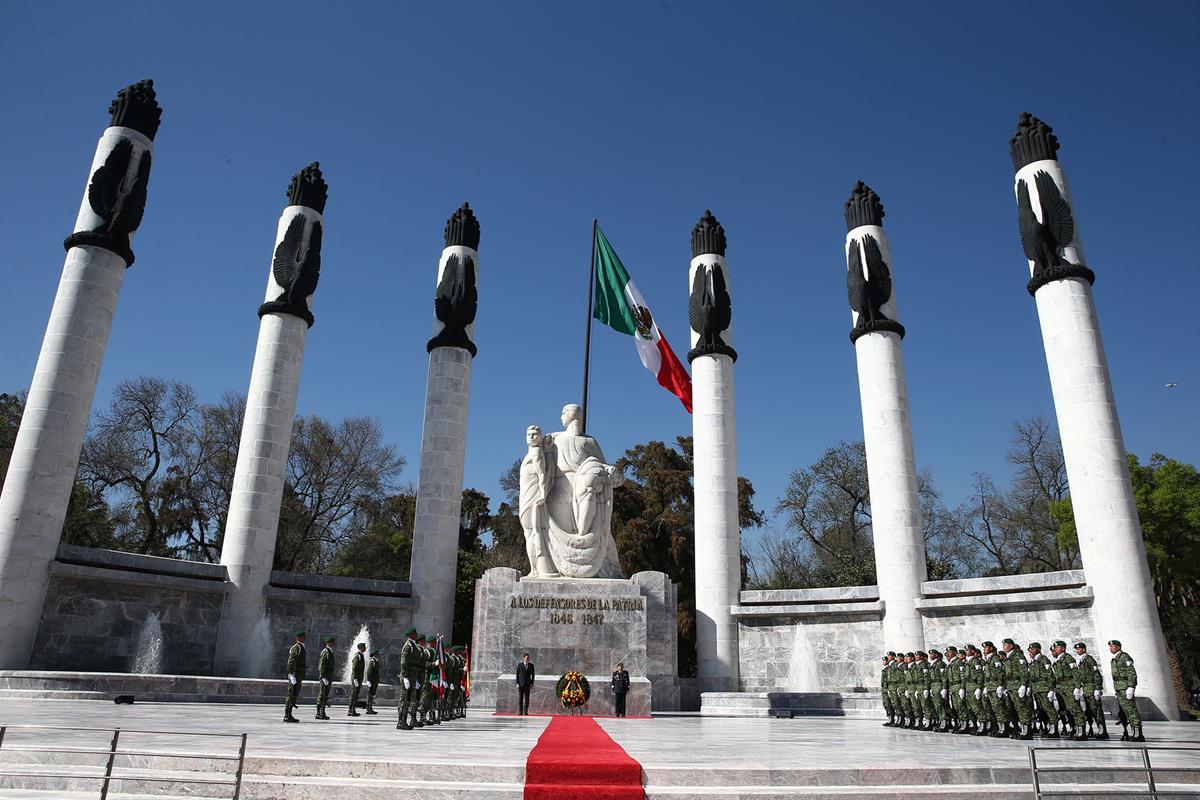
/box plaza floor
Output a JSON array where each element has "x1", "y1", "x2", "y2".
[{"x1": 0, "y1": 699, "x2": 1197, "y2": 799}]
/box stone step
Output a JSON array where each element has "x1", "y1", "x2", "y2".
[
  {"x1": 644, "y1": 784, "x2": 1199, "y2": 799},
  {"x1": 240, "y1": 773, "x2": 524, "y2": 800}
]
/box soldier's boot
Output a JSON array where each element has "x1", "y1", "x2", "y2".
[
  {"x1": 882, "y1": 714, "x2": 892, "y2": 727},
  {"x1": 315, "y1": 703, "x2": 324, "y2": 720},
  {"x1": 1094, "y1": 717, "x2": 1109, "y2": 740},
  {"x1": 989, "y1": 721, "x2": 1006, "y2": 738},
  {"x1": 366, "y1": 696, "x2": 378, "y2": 715},
  {"x1": 284, "y1": 700, "x2": 299, "y2": 723},
  {"x1": 348, "y1": 699, "x2": 360, "y2": 717},
  {"x1": 1072, "y1": 726, "x2": 1087, "y2": 741},
  {"x1": 1132, "y1": 725, "x2": 1145, "y2": 743}
]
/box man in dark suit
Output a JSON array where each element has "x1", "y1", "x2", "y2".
[
  {"x1": 611, "y1": 662, "x2": 630, "y2": 717},
  {"x1": 516, "y1": 653, "x2": 535, "y2": 715}
]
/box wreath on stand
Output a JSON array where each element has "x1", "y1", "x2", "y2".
[{"x1": 556, "y1": 671, "x2": 591, "y2": 709}]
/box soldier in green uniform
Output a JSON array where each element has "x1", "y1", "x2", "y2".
[
  {"x1": 1109, "y1": 640, "x2": 1143, "y2": 742},
  {"x1": 418, "y1": 635, "x2": 440, "y2": 726},
  {"x1": 928, "y1": 649, "x2": 951, "y2": 732},
  {"x1": 1050, "y1": 640, "x2": 1086, "y2": 739},
  {"x1": 1074, "y1": 642, "x2": 1108, "y2": 739},
  {"x1": 284, "y1": 631, "x2": 306, "y2": 723},
  {"x1": 981, "y1": 642, "x2": 1010, "y2": 737},
  {"x1": 898, "y1": 652, "x2": 916, "y2": 728},
  {"x1": 945, "y1": 647, "x2": 965, "y2": 733},
  {"x1": 1002, "y1": 638, "x2": 1033, "y2": 740},
  {"x1": 455, "y1": 645, "x2": 469, "y2": 718},
  {"x1": 348, "y1": 641, "x2": 366, "y2": 717},
  {"x1": 919, "y1": 651, "x2": 938, "y2": 730},
  {"x1": 445, "y1": 645, "x2": 462, "y2": 721},
  {"x1": 965, "y1": 644, "x2": 989, "y2": 736},
  {"x1": 1026, "y1": 642, "x2": 1057, "y2": 737},
  {"x1": 366, "y1": 649, "x2": 381, "y2": 715},
  {"x1": 316, "y1": 635, "x2": 336, "y2": 720},
  {"x1": 397, "y1": 627, "x2": 420, "y2": 730},
  {"x1": 880, "y1": 654, "x2": 896, "y2": 726}
]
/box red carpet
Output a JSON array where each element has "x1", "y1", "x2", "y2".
[{"x1": 524, "y1": 716, "x2": 645, "y2": 800}]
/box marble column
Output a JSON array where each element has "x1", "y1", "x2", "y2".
[
  {"x1": 844, "y1": 182, "x2": 927, "y2": 652},
  {"x1": 688, "y1": 210, "x2": 741, "y2": 693},
  {"x1": 409, "y1": 203, "x2": 480, "y2": 639},
  {"x1": 1010, "y1": 113, "x2": 1177, "y2": 719},
  {"x1": 0, "y1": 81, "x2": 162, "y2": 669},
  {"x1": 215, "y1": 164, "x2": 327, "y2": 676}
]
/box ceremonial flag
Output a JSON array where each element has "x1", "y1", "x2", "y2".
[
  {"x1": 592, "y1": 226, "x2": 693, "y2": 413},
  {"x1": 435, "y1": 637, "x2": 448, "y2": 698},
  {"x1": 464, "y1": 646, "x2": 471, "y2": 699}
]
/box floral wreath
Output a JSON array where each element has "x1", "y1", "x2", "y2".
[{"x1": 555, "y1": 671, "x2": 590, "y2": 707}]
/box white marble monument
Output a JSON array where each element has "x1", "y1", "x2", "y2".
[
  {"x1": 0, "y1": 81, "x2": 162, "y2": 669},
  {"x1": 409, "y1": 204, "x2": 481, "y2": 638},
  {"x1": 687, "y1": 210, "x2": 742, "y2": 694},
  {"x1": 1010, "y1": 113, "x2": 1177, "y2": 719},
  {"x1": 215, "y1": 163, "x2": 327, "y2": 676},
  {"x1": 843, "y1": 182, "x2": 927, "y2": 653}
]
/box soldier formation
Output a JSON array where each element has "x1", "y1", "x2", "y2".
[
  {"x1": 282, "y1": 627, "x2": 469, "y2": 727},
  {"x1": 879, "y1": 639, "x2": 1146, "y2": 742}
]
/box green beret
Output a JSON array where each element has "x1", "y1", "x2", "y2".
[
  {"x1": 1028, "y1": 642, "x2": 1041, "y2": 650},
  {"x1": 370, "y1": 649, "x2": 380, "y2": 655},
  {"x1": 417, "y1": 634, "x2": 428, "y2": 642},
  {"x1": 1073, "y1": 642, "x2": 1087, "y2": 649},
  {"x1": 964, "y1": 644, "x2": 975, "y2": 651},
  {"x1": 928, "y1": 649, "x2": 941, "y2": 656},
  {"x1": 295, "y1": 630, "x2": 307, "y2": 638},
  {"x1": 357, "y1": 642, "x2": 367, "y2": 648},
  {"x1": 323, "y1": 635, "x2": 336, "y2": 643},
  {"x1": 905, "y1": 652, "x2": 915, "y2": 658},
  {"x1": 404, "y1": 626, "x2": 417, "y2": 636},
  {"x1": 1002, "y1": 638, "x2": 1015, "y2": 645},
  {"x1": 945, "y1": 646, "x2": 958, "y2": 652},
  {"x1": 886, "y1": 651, "x2": 896, "y2": 657},
  {"x1": 981, "y1": 640, "x2": 994, "y2": 649},
  {"x1": 1108, "y1": 639, "x2": 1121, "y2": 647},
  {"x1": 1053, "y1": 640, "x2": 1067, "y2": 648},
  {"x1": 916, "y1": 650, "x2": 927, "y2": 657}
]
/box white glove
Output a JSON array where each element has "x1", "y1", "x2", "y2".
[
  {"x1": 958, "y1": 689, "x2": 966, "y2": 699},
  {"x1": 1093, "y1": 689, "x2": 1102, "y2": 700},
  {"x1": 353, "y1": 680, "x2": 361, "y2": 688},
  {"x1": 288, "y1": 674, "x2": 297, "y2": 685},
  {"x1": 1073, "y1": 688, "x2": 1082, "y2": 701},
  {"x1": 1125, "y1": 687, "x2": 1135, "y2": 700},
  {"x1": 1018, "y1": 686, "x2": 1027, "y2": 698},
  {"x1": 1047, "y1": 691, "x2": 1055, "y2": 702},
  {"x1": 996, "y1": 686, "x2": 1006, "y2": 698},
  {"x1": 940, "y1": 689, "x2": 948, "y2": 699},
  {"x1": 922, "y1": 689, "x2": 930, "y2": 699},
  {"x1": 973, "y1": 688, "x2": 982, "y2": 700},
  {"x1": 322, "y1": 678, "x2": 330, "y2": 686},
  {"x1": 403, "y1": 678, "x2": 411, "y2": 689}
]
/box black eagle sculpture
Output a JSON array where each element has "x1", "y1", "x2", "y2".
[
  {"x1": 847, "y1": 234, "x2": 905, "y2": 343},
  {"x1": 427, "y1": 253, "x2": 479, "y2": 356},
  {"x1": 687, "y1": 263, "x2": 736, "y2": 363},
  {"x1": 259, "y1": 214, "x2": 323, "y2": 327},
  {"x1": 64, "y1": 139, "x2": 152, "y2": 266},
  {"x1": 1016, "y1": 170, "x2": 1094, "y2": 295}
]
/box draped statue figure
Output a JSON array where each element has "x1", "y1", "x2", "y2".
[{"x1": 518, "y1": 404, "x2": 625, "y2": 579}]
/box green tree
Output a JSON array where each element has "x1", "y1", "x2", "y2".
[
  {"x1": 1055, "y1": 453, "x2": 1200, "y2": 706},
  {"x1": 327, "y1": 489, "x2": 416, "y2": 581}
]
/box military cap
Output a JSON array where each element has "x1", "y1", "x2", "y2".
[
  {"x1": 886, "y1": 650, "x2": 896, "y2": 657},
  {"x1": 370, "y1": 649, "x2": 381, "y2": 655},
  {"x1": 981, "y1": 640, "x2": 994, "y2": 649},
  {"x1": 295, "y1": 630, "x2": 307, "y2": 637},
  {"x1": 916, "y1": 650, "x2": 927, "y2": 657},
  {"x1": 945, "y1": 646, "x2": 958, "y2": 652},
  {"x1": 357, "y1": 641, "x2": 367, "y2": 648},
  {"x1": 964, "y1": 644, "x2": 977, "y2": 651},
  {"x1": 323, "y1": 635, "x2": 336, "y2": 643},
  {"x1": 906, "y1": 652, "x2": 915, "y2": 658},
  {"x1": 1053, "y1": 640, "x2": 1067, "y2": 648},
  {"x1": 1073, "y1": 642, "x2": 1087, "y2": 649},
  {"x1": 417, "y1": 634, "x2": 428, "y2": 642},
  {"x1": 404, "y1": 626, "x2": 417, "y2": 636},
  {"x1": 1028, "y1": 641, "x2": 1042, "y2": 649},
  {"x1": 928, "y1": 648, "x2": 941, "y2": 656},
  {"x1": 1002, "y1": 638, "x2": 1015, "y2": 645},
  {"x1": 1108, "y1": 639, "x2": 1121, "y2": 647}
]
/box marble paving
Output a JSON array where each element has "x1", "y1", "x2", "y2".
[{"x1": 0, "y1": 699, "x2": 1196, "y2": 799}]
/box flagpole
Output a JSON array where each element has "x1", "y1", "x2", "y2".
[{"x1": 581, "y1": 218, "x2": 598, "y2": 434}]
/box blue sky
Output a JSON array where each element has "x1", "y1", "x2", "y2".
[{"x1": 2, "y1": 1, "x2": 1197, "y2": 550}]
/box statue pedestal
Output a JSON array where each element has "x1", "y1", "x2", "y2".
[
  {"x1": 469, "y1": 567, "x2": 679, "y2": 711},
  {"x1": 495, "y1": 674, "x2": 651, "y2": 716}
]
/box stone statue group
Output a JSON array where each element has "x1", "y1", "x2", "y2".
[{"x1": 519, "y1": 404, "x2": 626, "y2": 580}]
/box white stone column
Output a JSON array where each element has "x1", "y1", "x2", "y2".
[
  {"x1": 410, "y1": 204, "x2": 480, "y2": 639},
  {"x1": 1011, "y1": 113, "x2": 1177, "y2": 719},
  {"x1": 844, "y1": 182, "x2": 927, "y2": 652},
  {"x1": 688, "y1": 210, "x2": 740, "y2": 693},
  {"x1": 216, "y1": 164, "x2": 327, "y2": 676},
  {"x1": 0, "y1": 81, "x2": 161, "y2": 669}
]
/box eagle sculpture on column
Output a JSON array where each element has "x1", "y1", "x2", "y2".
[
  {"x1": 847, "y1": 233, "x2": 904, "y2": 343},
  {"x1": 257, "y1": 162, "x2": 327, "y2": 327},
  {"x1": 427, "y1": 253, "x2": 478, "y2": 356},
  {"x1": 1016, "y1": 170, "x2": 1094, "y2": 294}
]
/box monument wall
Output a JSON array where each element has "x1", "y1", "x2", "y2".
[
  {"x1": 735, "y1": 571, "x2": 1095, "y2": 693},
  {"x1": 28, "y1": 544, "x2": 415, "y2": 679}
]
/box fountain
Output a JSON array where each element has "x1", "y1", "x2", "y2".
[
  {"x1": 786, "y1": 623, "x2": 821, "y2": 692},
  {"x1": 243, "y1": 616, "x2": 274, "y2": 678},
  {"x1": 342, "y1": 624, "x2": 371, "y2": 685},
  {"x1": 132, "y1": 612, "x2": 164, "y2": 674}
]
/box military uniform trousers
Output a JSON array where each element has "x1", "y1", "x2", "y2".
[
  {"x1": 286, "y1": 677, "x2": 303, "y2": 713},
  {"x1": 1116, "y1": 692, "x2": 1141, "y2": 727},
  {"x1": 317, "y1": 679, "x2": 333, "y2": 709},
  {"x1": 986, "y1": 689, "x2": 1011, "y2": 727},
  {"x1": 881, "y1": 685, "x2": 895, "y2": 718},
  {"x1": 968, "y1": 689, "x2": 991, "y2": 724},
  {"x1": 348, "y1": 679, "x2": 362, "y2": 711}
]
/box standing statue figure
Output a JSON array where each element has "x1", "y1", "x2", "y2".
[
  {"x1": 519, "y1": 425, "x2": 558, "y2": 578},
  {"x1": 520, "y1": 404, "x2": 625, "y2": 579}
]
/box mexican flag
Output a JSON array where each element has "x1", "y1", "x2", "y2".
[{"x1": 593, "y1": 226, "x2": 693, "y2": 412}]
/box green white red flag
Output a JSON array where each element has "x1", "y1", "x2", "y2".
[{"x1": 592, "y1": 226, "x2": 692, "y2": 412}]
